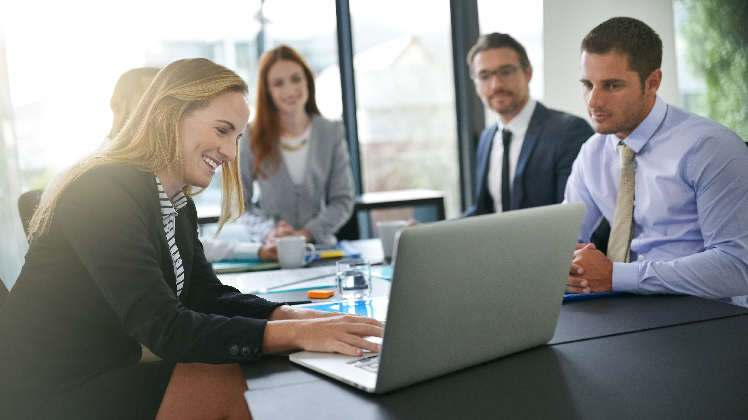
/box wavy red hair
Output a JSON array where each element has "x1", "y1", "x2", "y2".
[{"x1": 251, "y1": 45, "x2": 320, "y2": 178}]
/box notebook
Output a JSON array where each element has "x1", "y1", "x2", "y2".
[
  {"x1": 211, "y1": 259, "x2": 279, "y2": 274},
  {"x1": 290, "y1": 203, "x2": 585, "y2": 393}
]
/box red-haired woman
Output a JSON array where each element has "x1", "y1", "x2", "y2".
[{"x1": 241, "y1": 45, "x2": 355, "y2": 246}]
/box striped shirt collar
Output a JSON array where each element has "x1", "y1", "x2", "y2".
[
  {"x1": 155, "y1": 176, "x2": 188, "y2": 214},
  {"x1": 155, "y1": 174, "x2": 188, "y2": 297}
]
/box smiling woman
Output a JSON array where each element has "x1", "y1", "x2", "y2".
[
  {"x1": 241, "y1": 45, "x2": 355, "y2": 247},
  {"x1": 0, "y1": 58, "x2": 383, "y2": 420},
  {"x1": 163, "y1": 90, "x2": 249, "y2": 199}
]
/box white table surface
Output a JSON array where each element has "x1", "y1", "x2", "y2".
[{"x1": 217, "y1": 238, "x2": 385, "y2": 291}]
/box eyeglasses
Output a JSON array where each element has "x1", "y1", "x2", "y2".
[{"x1": 472, "y1": 65, "x2": 521, "y2": 86}]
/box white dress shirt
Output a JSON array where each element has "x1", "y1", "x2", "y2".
[
  {"x1": 487, "y1": 100, "x2": 537, "y2": 212},
  {"x1": 280, "y1": 125, "x2": 312, "y2": 186},
  {"x1": 200, "y1": 238, "x2": 262, "y2": 262}
]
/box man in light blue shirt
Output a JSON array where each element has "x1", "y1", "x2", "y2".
[{"x1": 564, "y1": 17, "x2": 748, "y2": 306}]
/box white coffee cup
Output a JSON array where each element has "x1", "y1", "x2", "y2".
[
  {"x1": 277, "y1": 236, "x2": 316, "y2": 269},
  {"x1": 376, "y1": 220, "x2": 408, "y2": 259}
]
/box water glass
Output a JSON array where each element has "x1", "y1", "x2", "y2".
[{"x1": 336, "y1": 258, "x2": 371, "y2": 300}]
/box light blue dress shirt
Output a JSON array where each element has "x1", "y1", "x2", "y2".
[{"x1": 564, "y1": 96, "x2": 748, "y2": 306}]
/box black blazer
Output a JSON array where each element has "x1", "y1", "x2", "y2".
[
  {"x1": 463, "y1": 102, "x2": 594, "y2": 216},
  {"x1": 0, "y1": 165, "x2": 282, "y2": 395}
]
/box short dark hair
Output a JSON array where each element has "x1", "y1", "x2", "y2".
[
  {"x1": 467, "y1": 33, "x2": 531, "y2": 73},
  {"x1": 581, "y1": 17, "x2": 662, "y2": 88}
]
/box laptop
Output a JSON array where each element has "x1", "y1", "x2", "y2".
[{"x1": 289, "y1": 203, "x2": 585, "y2": 394}]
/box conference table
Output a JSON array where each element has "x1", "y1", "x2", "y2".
[
  {"x1": 216, "y1": 239, "x2": 748, "y2": 419},
  {"x1": 238, "y1": 291, "x2": 748, "y2": 419}
]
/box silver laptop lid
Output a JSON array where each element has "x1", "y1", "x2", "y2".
[{"x1": 375, "y1": 203, "x2": 584, "y2": 393}]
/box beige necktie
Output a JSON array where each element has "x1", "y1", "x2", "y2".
[{"x1": 607, "y1": 143, "x2": 636, "y2": 263}]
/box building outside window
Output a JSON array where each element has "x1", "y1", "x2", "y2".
[
  {"x1": 673, "y1": 0, "x2": 747, "y2": 142},
  {"x1": 341, "y1": 0, "x2": 461, "y2": 223}
]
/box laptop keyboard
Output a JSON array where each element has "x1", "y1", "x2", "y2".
[{"x1": 348, "y1": 354, "x2": 380, "y2": 373}]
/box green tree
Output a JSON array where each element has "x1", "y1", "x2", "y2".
[{"x1": 678, "y1": 0, "x2": 748, "y2": 140}]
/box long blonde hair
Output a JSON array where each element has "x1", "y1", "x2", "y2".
[{"x1": 28, "y1": 58, "x2": 248, "y2": 241}]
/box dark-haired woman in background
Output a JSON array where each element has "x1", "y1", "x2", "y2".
[
  {"x1": 242, "y1": 45, "x2": 355, "y2": 247},
  {"x1": 0, "y1": 58, "x2": 381, "y2": 420}
]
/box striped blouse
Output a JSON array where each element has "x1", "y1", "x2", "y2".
[{"x1": 155, "y1": 176, "x2": 188, "y2": 297}]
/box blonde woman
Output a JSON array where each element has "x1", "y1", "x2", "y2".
[{"x1": 0, "y1": 58, "x2": 381, "y2": 420}]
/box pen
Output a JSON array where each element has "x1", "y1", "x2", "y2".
[{"x1": 283, "y1": 300, "x2": 312, "y2": 305}]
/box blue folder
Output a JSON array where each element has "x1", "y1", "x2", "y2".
[
  {"x1": 300, "y1": 297, "x2": 389, "y2": 321},
  {"x1": 563, "y1": 291, "x2": 621, "y2": 301}
]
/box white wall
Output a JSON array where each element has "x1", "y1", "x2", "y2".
[{"x1": 543, "y1": 0, "x2": 679, "y2": 120}]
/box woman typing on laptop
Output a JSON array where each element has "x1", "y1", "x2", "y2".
[{"x1": 0, "y1": 58, "x2": 381, "y2": 420}]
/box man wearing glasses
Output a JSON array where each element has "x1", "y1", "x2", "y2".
[{"x1": 462, "y1": 33, "x2": 593, "y2": 217}]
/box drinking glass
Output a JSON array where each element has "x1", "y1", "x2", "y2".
[{"x1": 336, "y1": 258, "x2": 371, "y2": 299}]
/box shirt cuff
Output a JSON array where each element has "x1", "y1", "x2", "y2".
[
  {"x1": 233, "y1": 242, "x2": 262, "y2": 260},
  {"x1": 611, "y1": 262, "x2": 640, "y2": 292}
]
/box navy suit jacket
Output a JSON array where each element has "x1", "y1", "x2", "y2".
[{"x1": 463, "y1": 102, "x2": 593, "y2": 216}]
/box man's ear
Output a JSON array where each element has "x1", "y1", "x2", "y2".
[{"x1": 646, "y1": 69, "x2": 662, "y2": 93}]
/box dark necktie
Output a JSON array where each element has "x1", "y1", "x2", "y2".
[{"x1": 501, "y1": 129, "x2": 513, "y2": 212}]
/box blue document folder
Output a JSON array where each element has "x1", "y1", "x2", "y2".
[
  {"x1": 563, "y1": 291, "x2": 621, "y2": 301},
  {"x1": 300, "y1": 297, "x2": 389, "y2": 321}
]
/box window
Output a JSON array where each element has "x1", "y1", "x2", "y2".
[
  {"x1": 477, "y1": 0, "x2": 544, "y2": 126},
  {"x1": 345, "y1": 0, "x2": 460, "y2": 220},
  {"x1": 2, "y1": 0, "x2": 342, "y2": 220},
  {"x1": 673, "y1": 0, "x2": 748, "y2": 142},
  {"x1": 3, "y1": 0, "x2": 268, "y2": 189},
  {"x1": 1, "y1": 0, "x2": 271, "y2": 284},
  {"x1": 262, "y1": 0, "x2": 342, "y2": 119}
]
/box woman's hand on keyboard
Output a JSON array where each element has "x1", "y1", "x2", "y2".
[{"x1": 262, "y1": 314, "x2": 383, "y2": 356}]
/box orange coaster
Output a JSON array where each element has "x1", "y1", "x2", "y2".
[{"x1": 307, "y1": 289, "x2": 335, "y2": 299}]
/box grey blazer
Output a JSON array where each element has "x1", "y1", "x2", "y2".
[{"x1": 240, "y1": 115, "x2": 355, "y2": 244}]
